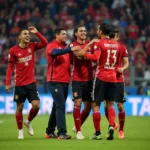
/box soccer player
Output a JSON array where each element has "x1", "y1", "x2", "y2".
[
  {"x1": 45, "y1": 27, "x2": 80, "y2": 140},
  {"x1": 70, "y1": 25, "x2": 94, "y2": 139},
  {"x1": 5, "y1": 26, "x2": 48, "y2": 139},
  {"x1": 105, "y1": 26, "x2": 129, "y2": 139},
  {"x1": 74, "y1": 22, "x2": 120, "y2": 140}
]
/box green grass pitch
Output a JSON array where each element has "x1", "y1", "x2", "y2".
[{"x1": 0, "y1": 114, "x2": 149, "y2": 150}]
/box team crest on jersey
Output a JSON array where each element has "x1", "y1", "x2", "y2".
[
  {"x1": 28, "y1": 48, "x2": 32, "y2": 53},
  {"x1": 94, "y1": 45, "x2": 97, "y2": 50},
  {"x1": 8, "y1": 54, "x2": 10, "y2": 58},
  {"x1": 70, "y1": 44, "x2": 73, "y2": 48}
]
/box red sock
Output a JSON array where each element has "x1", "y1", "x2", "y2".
[
  {"x1": 108, "y1": 107, "x2": 116, "y2": 126},
  {"x1": 105, "y1": 107, "x2": 109, "y2": 121},
  {"x1": 28, "y1": 108, "x2": 39, "y2": 121},
  {"x1": 92, "y1": 111, "x2": 101, "y2": 132},
  {"x1": 15, "y1": 113, "x2": 23, "y2": 130},
  {"x1": 118, "y1": 111, "x2": 125, "y2": 131},
  {"x1": 80, "y1": 110, "x2": 90, "y2": 126},
  {"x1": 73, "y1": 106, "x2": 81, "y2": 132}
]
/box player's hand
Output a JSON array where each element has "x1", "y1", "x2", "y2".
[
  {"x1": 73, "y1": 50, "x2": 85, "y2": 57},
  {"x1": 117, "y1": 67, "x2": 124, "y2": 73},
  {"x1": 5, "y1": 85, "x2": 11, "y2": 93},
  {"x1": 71, "y1": 46, "x2": 81, "y2": 52},
  {"x1": 88, "y1": 39, "x2": 99, "y2": 45},
  {"x1": 28, "y1": 26, "x2": 38, "y2": 34}
]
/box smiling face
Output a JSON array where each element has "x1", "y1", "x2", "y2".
[
  {"x1": 75, "y1": 26, "x2": 87, "y2": 41},
  {"x1": 18, "y1": 29, "x2": 31, "y2": 44},
  {"x1": 56, "y1": 30, "x2": 67, "y2": 43}
]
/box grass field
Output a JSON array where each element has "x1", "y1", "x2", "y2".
[{"x1": 0, "y1": 114, "x2": 150, "y2": 150}]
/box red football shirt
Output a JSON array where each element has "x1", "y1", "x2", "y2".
[
  {"x1": 94, "y1": 38, "x2": 120, "y2": 82},
  {"x1": 116, "y1": 44, "x2": 128, "y2": 82},
  {"x1": 46, "y1": 40, "x2": 70, "y2": 83},
  {"x1": 6, "y1": 32, "x2": 48, "y2": 86},
  {"x1": 70, "y1": 41, "x2": 93, "y2": 81}
]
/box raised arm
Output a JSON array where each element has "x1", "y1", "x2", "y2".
[{"x1": 28, "y1": 26, "x2": 48, "y2": 49}]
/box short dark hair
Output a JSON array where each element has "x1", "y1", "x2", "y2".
[
  {"x1": 54, "y1": 27, "x2": 66, "y2": 38},
  {"x1": 109, "y1": 25, "x2": 119, "y2": 39},
  {"x1": 73, "y1": 25, "x2": 85, "y2": 38},
  {"x1": 99, "y1": 22, "x2": 111, "y2": 35},
  {"x1": 18, "y1": 28, "x2": 29, "y2": 35}
]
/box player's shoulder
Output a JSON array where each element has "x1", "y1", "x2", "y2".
[
  {"x1": 10, "y1": 45, "x2": 18, "y2": 52},
  {"x1": 69, "y1": 40, "x2": 77, "y2": 47}
]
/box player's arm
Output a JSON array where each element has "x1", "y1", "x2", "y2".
[
  {"x1": 5, "y1": 50, "x2": 15, "y2": 93},
  {"x1": 28, "y1": 26, "x2": 48, "y2": 49},
  {"x1": 50, "y1": 46, "x2": 81, "y2": 57},
  {"x1": 81, "y1": 39, "x2": 99, "y2": 54},
  {"x1": 117, "y1": 57, "x2": 129, "y2": 73}
]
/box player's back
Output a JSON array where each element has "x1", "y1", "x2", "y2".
[{"x1": 96, "y1": 38, "x2": 120, "y2": 82}]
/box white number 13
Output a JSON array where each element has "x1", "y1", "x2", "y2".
[{"x1": 105, "y1": 49, "x2": 117, "y2": 68}]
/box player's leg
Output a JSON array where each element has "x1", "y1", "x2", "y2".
[
  {"x1": 45, "y1": 101, "x2": 57, "y2": 138},
  {"x1": 117, "y1": 102, "x2": 125, "y2": 138},
  {"x1": 105, "y1": 82, "x2": 118, "y2": 140},
  {"x1": 16, "y1": 102, "x2": 24, "y2": 139},
  {"x1": 14, "y1": 86, "x2": 26, "y2": 139},
  {"x1": 24, "y1": 82, "x2": 40, "y2": 136},
  {"x1": 116, "y1": 82, "x2": 126, "y2": 139},
  {"x1": 48, "y1": 82, "x2": 71, "y2": 139},
  {"x1": 81, "y1": 81, "x2": 92, "y2": 127},
  {"x1": 72, "y1": 81, "x2": 84, "y2": 139},
  {"x1": 90, "y1": 78, "x2": 103, "y2": 140}
]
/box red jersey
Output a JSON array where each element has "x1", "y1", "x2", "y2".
[
  {"x1": 6, "y1": 32, "x2": 48, "y2": 86},
  {"x1": 70, "y1": 41, "x2": 93, "y2": 81},
  {"x1": 94, "y1": 38, "x2": 120, "y2": 82},
  {"x1": 116, "y1": 44, "x2": 128, "y2": 82},
  {"x1": 46, "y1": 40, "x2": 70, "y2": 83}
]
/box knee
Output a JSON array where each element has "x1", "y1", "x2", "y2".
[
  {"x1": 32, "y1": 102, "x2": 40, "y2": 110},
  {"x1": 117, "y1": 103, "x2": 124, "y2": 112},
  {"x1": 107, "y1": 101, "x2": 114, "y2": 108},
  {"x1": 74, "y1": 100, "x2": 82, "y2": 107},
  {"x1": 16, "y1": 103, "x2": 24, "y2": 113}
]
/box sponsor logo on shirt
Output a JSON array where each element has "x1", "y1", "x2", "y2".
[{"x1": 18, "y1": 55, "x2": 32, "y2": 63}]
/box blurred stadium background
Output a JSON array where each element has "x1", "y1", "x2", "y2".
[{"x1": 0, "y1": 0, "x2": 150, "y2": 116}]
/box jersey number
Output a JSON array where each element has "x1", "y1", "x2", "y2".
[{"x1": 105, "y1": 50, "x2": 117, "y2": 69}]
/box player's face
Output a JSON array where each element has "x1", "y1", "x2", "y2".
[
  {"x1": 75, "y1": 27, "x2": 87, "y2": 40},
  {"x1": 58, "y1": 30, "x2": 67, "y2": 43},
  {"x1": 19, "y1": 30, "x2": 31, "y2": 44}
]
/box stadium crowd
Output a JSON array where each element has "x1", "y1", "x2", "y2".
[{"x1": 0, "y1": 0, "x2": 150, "y2": 86}]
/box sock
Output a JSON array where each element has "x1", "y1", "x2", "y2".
[
  {"x1": 73, "y1": 106, "x2": 81, "y2": 132},
  {"x1": 105, "y1": 107, "x2": 109, "y2": 121},
  {"x1": 118, "y1": 111, "x2": 125, "y2": 131},
  {"x1": 80, "y1": 110, "x2": 90, "y2": 126},
  {"x1": 28, "y1": 108, "x2": 39, "y2": 122},
  {"x1": 108, "y1": 107, "x2": 116, "y2": 127},
  {"x1": 93, "y1": 111, "x2": 101, "y2": 134},
  {"x1": 15, "y1": 113, "x2": 23, "y2": 130}
]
